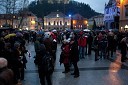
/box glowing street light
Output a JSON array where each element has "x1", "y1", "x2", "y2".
[
  {"x1": 69, "y1": 14, "x2": 71, "y2": 17},
  {"x1": 69, "y1": 15, "x2": 73, "y2": 29},
  {"x1": 120, "y1": 0, "x2": 124, "y2": 3},
  {"x1": 31, "y1": 21, "x2": 35, "y2": 25},
  {"x1": 125, "y1": 25, "x2": 128, "y2": 29}
]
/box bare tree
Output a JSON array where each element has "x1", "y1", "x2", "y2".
[
  {"x1": 18, "y1": 0, "x2": 30, "y2": 29},
  {"x1": 0, "y1": 0, "x2": 29, "y2": 28},
  {"x1": 0, "y1": 0, "x2": 29, "y2": 14}
]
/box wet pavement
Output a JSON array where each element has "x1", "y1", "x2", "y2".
[{"x1": 22, "y1": 43, "x2": 128, "y2": 85}]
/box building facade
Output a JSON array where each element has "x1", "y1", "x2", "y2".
[
  {"x1": 21, "y1": 12, "x2": 38, "y2": 30},
  {"x1": 93, "y1": 14, "x2": 104, "y2": 29},
  {"x1": 104, "y1": 0, "x2": 120, "y2": 30},
  {"x1": 0, "y1": 12, "x2": 39, "y2": 30},
  {"x1": 71, "y1": 14, "x2": 88, "y2": 29},
  {"x1": 88, "y1": 18, "x2": 94, "y2": 29},
  {"x1": 88, "y1": 14, "x2": 104, "y2": 30},
  {"x1": 0, "y1": 14, "x2": 19, "y2": 28},
  {"x1": 119, "y1": 0, "x2": 128, "y2": 31},
  {"x1": 44, "y1": 12, "x2": 71, "y2": 30}
]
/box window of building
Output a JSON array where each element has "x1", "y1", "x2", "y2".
[
  {"x1": 30, "y1": 18, "x2": 33, "y2": 21},
  {"x1": 125, "y1": 5, "x2": 128, "y2": 17},
  {"x1": 54, "y1": 21, "x2": 55, "y2": 25},
  {"x1": 34, "y1": 18, "x2": 36, "y2": 21},
  {"x1": 31, "y1": 22, "x2": 33, "y2": 25},
  {"x1": 65, "y1": 22, "x2": 67, "y2": 25},
  {"x1": 49, "y1": 22, "x2": 51, "y2": 25},
  {"x1": 57, "y1": 22, "x2": 59, "y2": 25},
  {"x1": 60, "y1": 21, "x2": 62, "y2": 25}
]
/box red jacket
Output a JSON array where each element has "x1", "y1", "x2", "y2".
[{"x1": 78, "y1": 36, "x2": 87, "y2": 47}]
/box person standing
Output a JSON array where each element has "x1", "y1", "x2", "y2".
[
  {"x1": 0, "y1": 58, "x2": 14, "y2": 85},
  {"x1": 60, "y1": 40, "x2": 70, "y2": 73},
  {"x1": 99, "y1": 35, "x2": 108, "y2": 59},
  {"x1": 37, "y1": 41, "x2": 53, "y2": 85},
  {"x1": 78, "y1": 34, "x2": 87, "y2": 59},
  {"x1": 93, "y1": 35, "x2": 99, "y2": 61},
  {"x1": 120, "y1": 37, "x2": 128, "y2": 62},
  {"x1": 87, "y1": 33, "x2": 93, "y2": 55},
  {"x1": 70, "y1": 37, "x2": 80, "y2": 78},
  {"x1": 107, "y1": 32, "x2": 114, "y2": 58}
]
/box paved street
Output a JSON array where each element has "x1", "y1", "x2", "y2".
[{"x1": 22, "y1": 43, "x2": 128, "y2": 85}]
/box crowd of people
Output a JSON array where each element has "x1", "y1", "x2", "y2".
[
  {"x1": 0, "y1": 30, "x2": 28, "y2": 85},
  {"x1": 0, "y1": 29, "x2": 128, "y2": 85}
]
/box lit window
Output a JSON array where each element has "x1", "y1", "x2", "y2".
[
  {"x1": 13, "y1": 16, "x2": 15, "y2": 18},
  {"x1": 65, "y1": 22, "x2": 67, "y2": 25},
  {"x1": 125, "y1": 5, "x2": 128, "y2": 17},
  {"x1": 49, "y1": 22, "x2": 51, "y2": 25},
  {"x1": 60, "y1": 21, "x2": 62, "y2": 25},
  {"x1": 54, "y1": 21, "x2": 55, "y2": 25}
]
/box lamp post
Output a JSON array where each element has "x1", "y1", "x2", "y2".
[
  {"x1": 56, "y1": 13, "x2": 59, "y2": 30},
  {"x1": 69, "y1": 15, "x2": 73, "y2": 30}
]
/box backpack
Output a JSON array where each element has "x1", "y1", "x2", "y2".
[
  {"x1": 34, "y1": 44, "x2": 46, "y2": 65},
  {"x1": 42, "y1": 53, "x2": 54, "y2": 74}
]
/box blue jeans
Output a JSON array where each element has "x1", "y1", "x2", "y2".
[{"x1": 79, "y1": 46, "x2": 85, "y2": 58}]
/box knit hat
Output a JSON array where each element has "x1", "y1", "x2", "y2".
[
  {"x1": 14, "y1": 42, "x2": 20, "y2": 48},
  {"x1": 0, "y1": 58, "x2": 8, "y2": 68}
]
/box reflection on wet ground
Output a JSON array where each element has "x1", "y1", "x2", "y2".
[{"x1": 22, "y1": 44, "x2": 128, "y2": 85}]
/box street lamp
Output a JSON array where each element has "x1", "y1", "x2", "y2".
[
  {"x1": 69, "y1": 15, "x2": 71, "y2": 17},
  {"x1": 56, "y1": 14, "x2": 59, "y2": 30},
  {"x1": 69, "y1": 15, "x2": 73, "y2": 29}
]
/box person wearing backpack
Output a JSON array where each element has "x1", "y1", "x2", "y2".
[
  {"x1": 39, "y1": 52, "x2": 54, "y2": 85},
  {"x1": 37, "y1": 39, "x2": 53, "y2": 85},
  {"x1": 60, "y1": 40, "x2": 70, "y2": 73}
]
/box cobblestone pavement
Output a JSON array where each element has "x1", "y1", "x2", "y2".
[{"x1": 22, "y1": 43, "x2": 128, "y2": 85}]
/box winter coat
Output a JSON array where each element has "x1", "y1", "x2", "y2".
[
  {"x1": 107, "y1": 35, "x2": 114, "y2": 49},
  {"x1": 120, "y1": 40, "x2": 127, "y2": 55},
  {"x1": 70, "y1": 41, "x2": 79, "y2": 62},
  {"x1": 43, "y1": 38, "x2": 53, "y2": 54},
  {"x1": 0, "y1": 67, "x2": 14, "y2": 85},
  {"x1": 37, "y1": 44, "x2": 46, "y2": 66},
  {"x1": 60, "y1": 43, "x2": 70, "y2": 64},
  {"x1": 34, "y1": 40, "x2": 40, "y2": 52},
  {"x1": 78, "y1": 36, "x2": 87, "y2": 47}
]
